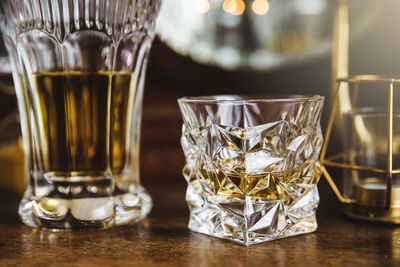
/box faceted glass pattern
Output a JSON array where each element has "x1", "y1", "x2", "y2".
[{"x1": 179, "y1": 95, "x2": 324, "y2": 245}]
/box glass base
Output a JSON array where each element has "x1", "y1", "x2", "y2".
[
  {"x1": 18, "y1": 185, "x2": 152, "y2": 231},
  {"x1": 186, "y1": 181, "x2": 319, "y2": 246},
  {"x1": 344, "y1": 204, "x2": 400, "y2": 224}
]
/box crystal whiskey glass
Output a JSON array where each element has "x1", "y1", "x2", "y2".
[{"x1": 179, "y1": 95, "x2": 324, "y2": 245}]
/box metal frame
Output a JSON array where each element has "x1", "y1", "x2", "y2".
[{"x1": 320, "y1": 75, "x2": 400, "y2": 207}]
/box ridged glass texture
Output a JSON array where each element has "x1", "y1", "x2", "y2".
[
  {"x1": 0, "y1": 0, "x2": 160, "y2": 230},
  {"x1": 179, "y1": 95, "x2": 324, "y2": 245}
]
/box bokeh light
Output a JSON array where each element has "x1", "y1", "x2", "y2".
[
  {"x1": 252, "y1": 0, "x2": 269, "y2": 16},
  {"x1": 222, "y1": 0, "x2": 245, "y2": 16},
  {"x1": 196, "y1": 0, "x2": 210, "y2": 14}
]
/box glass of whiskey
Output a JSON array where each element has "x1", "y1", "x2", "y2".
[
  {"x1": 178, "y1": 95, "x2": 324, "y2": 245},
  {"x1": 0, "y1": 0, "x2": 161, "y2": 230}
]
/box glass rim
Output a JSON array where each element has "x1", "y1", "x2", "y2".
[
  {"x1": 345, "y1": 107, "x2": 400, "y2": 117},
  {"x1": 177, "y1": 94, "x2": 324, "y2": 105},
  {"x1": 337, "y1": 75, "x2": 400, "y2": 83}
]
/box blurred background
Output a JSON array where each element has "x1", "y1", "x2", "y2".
[{"x1": 1, "y1": 0, "x2": 400, "y2": 193}]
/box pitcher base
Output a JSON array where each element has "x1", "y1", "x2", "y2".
[{"x1": 18, "y1": 185, "x2": 152, "y2": 230}]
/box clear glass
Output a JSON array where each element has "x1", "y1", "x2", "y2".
[
  {"x1": 178, "y1": 95, "x2": 324, "y2": 245},
  {"x1": 343, "y1": 108, "x2": 400, "y2": 201},
  {"x1": 0, "y1": 0, "x2": 161, "y2": 230}
]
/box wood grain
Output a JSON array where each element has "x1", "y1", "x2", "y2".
[{"x1": 0, "y1": 180, "x2": 399, "y2": 266}]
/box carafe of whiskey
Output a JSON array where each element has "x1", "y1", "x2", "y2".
[{"x1": 0, "y1": 0, "x2": 161, "y2": 230}]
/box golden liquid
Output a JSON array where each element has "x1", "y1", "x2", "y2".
[
  {"x1": 184, "y1": 165, "x2": 319, "y2": 204},
  {"x1": 32, "y1": 71, "x2": 134, "y2": 177}
]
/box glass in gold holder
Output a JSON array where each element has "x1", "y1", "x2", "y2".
[{"x1": 320, "y1": 75, "x2": 400, "y2": 223}]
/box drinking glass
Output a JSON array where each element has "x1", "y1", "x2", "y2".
[
  {"x1": 178, "y1": 95, "x2": 324, "y2": 245},
  {"x1": 342, "y1": 108, "x2": 400, "y2": 221},
  {"x1": 0, "y1": 0, "x2": 161, "y2": 230}
]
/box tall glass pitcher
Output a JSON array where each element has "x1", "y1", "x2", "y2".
[{"x1": 0, "y1": 0, "x2": 161, "y2": 230}]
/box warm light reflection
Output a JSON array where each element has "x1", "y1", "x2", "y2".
[
  {"x1": 196, "y1": 0, "x2": 210, "y2": 14},
  {"x1": 354, "y1": 115, "x2": 372, "y2": 144},
  {"x1": 222, "y1": 0, "x2": 245, "y2": 16},
  {"x1": 252, "y1": 0, "x2": 269, "y2": 15}
]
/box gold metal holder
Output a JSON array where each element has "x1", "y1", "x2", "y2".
[{"x1": 320, "y1": 75, "x2": 400, "y2": 224}]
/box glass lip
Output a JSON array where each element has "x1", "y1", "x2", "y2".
[
  {"x1": 178, "y1": 94, "x2": 324, "y2": 105},
  {"x1": 337, "y1": 75, "x2": 400, "y2": 83},
  {"x1": 345, "y1": 107, "x2": 400, "y2": 117}
]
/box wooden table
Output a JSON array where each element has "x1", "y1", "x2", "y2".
[
  {"x1": 0, "y1": 90, "x2": 399, "y2": 266},
  {"x1": 1, "y1": 179, "x2": 399, "y2": 266}
]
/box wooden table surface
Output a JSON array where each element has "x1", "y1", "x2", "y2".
[
  {"x1": 1, "y1": 180, "x2": 400, "y2": 266},
  {"x1": 1, "y1": 90, "x2": 400, "y2": 266}
]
